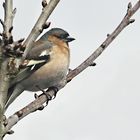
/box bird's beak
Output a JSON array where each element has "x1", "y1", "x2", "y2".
[{"x1": 66, "y1": 36, "x2": 75, "y2": 42}]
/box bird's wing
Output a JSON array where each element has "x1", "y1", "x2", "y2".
[
  {"x1": 26, "y1": 40, "x2": 53, "y2": 60},
  {"x1": 10, "y1": 40, "x2": 53, "y2": 88},
  {"x1": 10, "y1": 61, "x2": 47, "y2": 88}
]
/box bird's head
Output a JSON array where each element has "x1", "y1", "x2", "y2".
[{"x1": 40, "y1": 28, "x2": 75, "y2": 43}]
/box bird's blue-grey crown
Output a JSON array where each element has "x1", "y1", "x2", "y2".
[{"x1": 40, "y1": 28, "x2": 75, "y2": 43}]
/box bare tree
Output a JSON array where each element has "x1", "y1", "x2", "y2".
[{"x1": 0, "y1": 0, "x2": 139, "y2": 139}]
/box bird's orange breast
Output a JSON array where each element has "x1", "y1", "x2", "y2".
[{"x1": 20, "y1": 37, "x2": 70, "y2": 91}]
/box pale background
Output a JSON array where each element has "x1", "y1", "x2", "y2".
[{"x1": 0, "y1": 0, "x2": 140, "y2": 140}]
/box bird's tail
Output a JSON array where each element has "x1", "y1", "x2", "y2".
[{"x1": 5, "y1": 84, "x2": 24, "y2": 111}]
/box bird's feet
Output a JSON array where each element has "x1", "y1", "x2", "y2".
[
  {"x1": 34, "y1": 93, "x2": 45, "y2": 111},
  {"x1": 46, "y1": 86, "x2": 59, "y2": 99},
  {"x1": 34, "y1": 86, "x2": 58, "y2": 111}
]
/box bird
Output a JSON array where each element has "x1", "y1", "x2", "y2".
[{"x1": 5, "y1": 28, "x2": 75, "y2": 110}]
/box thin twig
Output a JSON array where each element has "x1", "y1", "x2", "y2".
[
  {"x1": 22, "y1": 0, "x2": 60, "y2": 59},
  {"x1": 67, "y1": 1, "x2": 139, "y2": 82},
  {"x1": 3, "y1": 0, "x2": 15, "y2": 43},
  {"x1": 4, "y1": 0, "x2": 140, "y2": 136}
]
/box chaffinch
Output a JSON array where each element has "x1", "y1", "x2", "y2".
[{"x1": 5, "y1": 28, "x2": 75, "y2": 109}]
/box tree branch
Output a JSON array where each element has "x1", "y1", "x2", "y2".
[
  {"x1": 3, "y1": 0, "x2": 15, "y2": 44},
  {"x1": 22, "y1": 0, "x2": 60, "y2": 59},
  {"x1": 0, "y1": 0, "x2": 14, "y2": 113},
  {"x1": 0, "y1": 0, "x2": 15, "y2": 139},
  {"x1": 6, "y1": 89, "x2": 55, "y2": 132},
  {"x1": 67, "y1": 1, "x2": 139, "y2": 81},
  {"x1": 4, "y1": 0, "x2": 140, "y2": 136}
]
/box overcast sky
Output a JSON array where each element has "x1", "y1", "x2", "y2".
[{"x1": 1, "y1": 0, "x2": 140, "y2": 140}]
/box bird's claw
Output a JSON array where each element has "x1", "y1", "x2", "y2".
[
  {"x1": 34, "y1": 86, "x2": 58, "y2": 110},
  {"x1": 34, "y1": 93, "x2": 45, "y2": 111},
  {"x1": 47, "y1": 87, "x2": 58, "y2": 99},
  {"x1": 34, "y1": 90, "x2": 51, "y2": 110},
  {"x1": 43, "y1": 87, "x2": 58, "y2": 106},
  {"x1": 34, "y1": 93, "x2": 39, "y2": 99}
]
